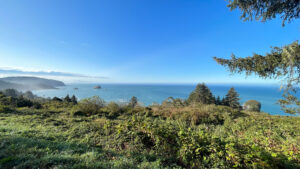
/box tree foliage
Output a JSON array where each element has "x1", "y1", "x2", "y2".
[
  {"x1": 71, "y1": 95, "x2": 77, "y2": 104},
  {"x1": 227, "y1": 0, "x2": 300, "y2": 26},
  {"x1": 223, "y1": 88, "x2": 241, "y2": 109},
  {"x1": 187, "y1": 83, "x2": 215, "y2": 104},
  {"x1": 64, "y1": 94, "x2": 72, "y2": 102},
  {"x1": 129, "y1": 96, "x2": 138, "y2": 108},
  {"x1": 214, "y1": 41, "x2": 300, "y2": 114}
]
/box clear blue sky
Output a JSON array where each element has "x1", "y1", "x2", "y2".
[{"x1": 0, "y1": 0, "x2": 299, "y2": 84}]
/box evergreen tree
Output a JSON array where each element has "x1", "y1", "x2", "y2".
[
  {"x1": 227, "y1": 0, "x2": 299, "y2": 26},
  {"x1": 221, "y1": 97, "x2": 227, "y2": 106},
  {"x1": 224, "y1": 88, "x2": 240, "y2": 109},
  {"x1": 53, "y1": 97, "x2": 62, "y2": 102},
  {"x1": 215, "y1": 1, "x2": 300, "y2": 114},
  {"x1": 71, "y1": 95, "x2": 77, "y2": 104},
  {"x1": 187, "y1": 83, "x2": 215, "y2": 104},
  {"x1": 16, "y1": 95, "x2": 33, "y2": 107},
  {"x1": 129, "y1": 96, "x2": 138, "y2": 108},
  {"x1": 214, "y1": 41, "x2": 300, "y2": 114},
  {"x1": 215, "y1": 96, "x2": 222, "y2": 105},
  {"x1": 64, "y1": 95, "x2": 72, "y2": 102}
]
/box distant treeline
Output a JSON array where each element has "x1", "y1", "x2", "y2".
[
  {"x1": 1, "y1": 83, "x2": 241, "y2": 110},
  {"x1": 161, "y1": 83, "x2": 241, "y2": 109}
]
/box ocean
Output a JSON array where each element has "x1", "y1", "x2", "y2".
[{"x1": 32, "y1": 83, "x2": 292, "y2": 116}]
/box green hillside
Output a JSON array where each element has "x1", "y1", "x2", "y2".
[{"x1": 0, "y1": 91, "x2": 299, "y2": 169}]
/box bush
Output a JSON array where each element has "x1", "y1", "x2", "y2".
[
  {"x1": 0, "y1": 104, "x2": 12, "y2": 113},
  {"x1": 243, "y1": 100, "x2": 261, "y2": 112},
  {"x1": 152, "y1": 104, "x2": 240, "y2": 125},
  {"x1": 16, "y1": 97, "x2": 33, "y2": 107},
  {"x1": 77, "y1": 96, "x2": 105, "y2": 116},
  {"x1": 32, "y1": 102, "x2": 42, "y2": 109},
  {"x1": 162, "y1": 97, "x2": 186, "y2": 107},
  {"x1": 105, "y1": 102, "x2": 121, "y2": 117},
  {"x1": 71, "y1": 109, "x2": 87, "y2": 116}
]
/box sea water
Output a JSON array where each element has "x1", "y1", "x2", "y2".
[{"x1": 33, "y1": 83, "x2": 292, "y2": 115}]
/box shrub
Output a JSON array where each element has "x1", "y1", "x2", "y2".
[
  {"x1": 0, "y1": 104, "x2": 12, "y2": 113},
  {"x1": 105, "y1": 102, "x2": 121, "y2": 117},
  {"x1": 71, "y1": 109, "x2": 87, "y2": 116},
  {"x1": 152, "y1": 104, "x2": 239, "y2": 125},
  {"x1": 77, "y1": 96, "x2": 105, "y2": 116},
  {"x1": 32, "y1": 102, "x2": 42, "y2": 109},
  {"x1": 162, "y1": 97, "x2": 186, "y2": 107},
  {"x1": 16, "y1": 96, "x2": 33, "y2": 107},
  {"x1": 243, "y1": 100, "x2": 261, "y2": 112}
]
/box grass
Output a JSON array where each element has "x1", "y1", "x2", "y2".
[{"x1": 0, "y1": 100, "x2": 299, "y2": 168}]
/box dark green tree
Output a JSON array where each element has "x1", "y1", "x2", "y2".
[
  {"x1": 215, "y1": 96, "x2": 222, "y2": 105},
  {"x1": 129, "y1": 96, "x2": 138, "y2": 108},
  {"x1": 64, "y1": 94, "x2": 72, "y2": 102},
  {"x1": 214, "y1": 41, "x2": 300, "y2": 114},
  {"x1": 71, "y1": 95, "x2": 77, "y2": 104},
  {"x1": 187, "y1": 83, "x2": 215, "y2": 104},
  {"x1": 227, "y1": 0, "x2": 300, "y2": 26},
  {"x1": 16, "y1": 96, "x2": 33, "y2": 108},
  {"x1": 224, "y1": 88, "x2": 241, "y2": 109},
  {"x1": 221, "y1": 97, "x2": 227, "y2": 106},
  {"x1": 52, "y1": 97, "x2": 63, "y2": 102},
  {"x1": 215, "y1": 1, "x2": 300, "y2": 114}
]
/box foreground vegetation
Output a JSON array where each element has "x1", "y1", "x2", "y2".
[{"x1": 0, "y1": 88, "x2": 299, "y2": 169}]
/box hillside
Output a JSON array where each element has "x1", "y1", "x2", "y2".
[
  {"x1": 0, "y1": 80, "x2": 26, "y2": 91},
  {"x1": 0, "y1": 76, "x2": 65, "y2": 90},
  {"x1": 0, "y1": 92, "x2": 299, "y2": 168}
]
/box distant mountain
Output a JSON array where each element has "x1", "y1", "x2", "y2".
[
  {"x1": 0, "y1": 80, "x2": 26, "y2": 90},
  {"x1": 0, "y1": 76, "x2": 65, "y2": 91}
]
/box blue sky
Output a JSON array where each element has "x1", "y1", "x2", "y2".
[{"x1": 0, "y1": 0, "x2": 299, "y2": 84}]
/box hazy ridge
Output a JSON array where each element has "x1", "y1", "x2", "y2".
[{"x1": 0, "y1": 76, "x2": 65, "y2": 91}]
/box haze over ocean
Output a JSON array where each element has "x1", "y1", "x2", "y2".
[{"x1": 33, "y1": 83, "x2": 290, "y2": 116}]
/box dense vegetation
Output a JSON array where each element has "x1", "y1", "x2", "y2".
[
  {"x1": 214, "y1": 41, "x2": 300, "y2": 114},
  {"x1": 0, "y1": 87, "x2": 299, "y2": 169},
  {"x1": 215, "y1": 0, "x2": 300, "y2": 114}
]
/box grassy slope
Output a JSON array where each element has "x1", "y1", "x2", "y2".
[{"x1": 0, "y1": 104, "x2": 299, "y2": 169}]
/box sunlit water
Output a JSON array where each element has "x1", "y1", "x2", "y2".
[{"x1": 32, "y1": 83, "x2": 293, "y2": 115}]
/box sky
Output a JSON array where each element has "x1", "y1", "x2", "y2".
[{"x1": 0, "y1": 0, "x2": 299, "y2": 84}]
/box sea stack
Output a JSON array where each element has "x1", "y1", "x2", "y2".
[{"x1": 94, "y1": 85, "x2": 101, "y2": 89}]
